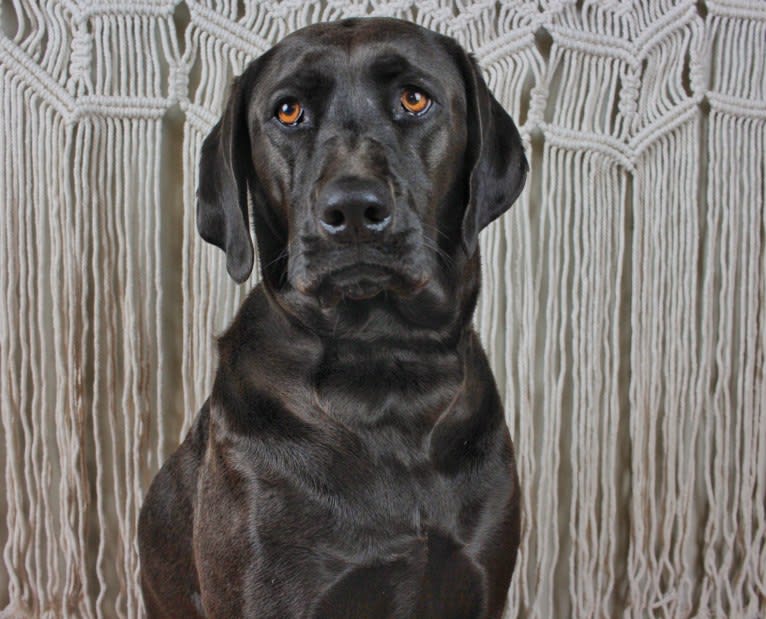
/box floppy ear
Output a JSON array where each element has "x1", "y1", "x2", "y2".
[
  {"x1": 197, "y1": 67, "x2": 258, "y2": 283},
  {"x1": 453, "y1": 47, "x2": 528, "y2": 257}
]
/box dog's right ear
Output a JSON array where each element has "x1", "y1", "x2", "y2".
[
  {"x1": 197, "y1": 66, "x2": 258, "y2": 284},
  {"x1": 442, "y1": 38, "x2": 528, "y2": 258}
]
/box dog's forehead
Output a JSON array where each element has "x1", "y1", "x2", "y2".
[{"x1": 261, "y1": 18, "x2": 462, "y2": 89}]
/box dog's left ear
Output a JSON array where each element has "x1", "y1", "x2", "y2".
[
  {"x1": 450, "y1": 43, "x2": 528, "y2": 257},
  {"x1": 196, "y1": 65, "x2": 259, "y2": 284}
]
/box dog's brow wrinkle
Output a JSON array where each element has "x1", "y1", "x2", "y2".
[
  {"x1": 274, "y1": 68, "x2": 328, "y2": 93},
  {"x1": 369, "y1": 53, "x2": 410, "y2": 77}
]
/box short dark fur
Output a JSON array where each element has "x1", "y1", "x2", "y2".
[{"x1": 139, "y1": 17, "x2": 527, "y2": 619}]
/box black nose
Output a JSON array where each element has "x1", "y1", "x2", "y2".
[{"x1": 317, "y1": 177, "x2": 392, "y2": 242}]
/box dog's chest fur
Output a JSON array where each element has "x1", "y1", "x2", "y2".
[{"x1": 194, "y1": 289, "x2": 505, "y2": 617}]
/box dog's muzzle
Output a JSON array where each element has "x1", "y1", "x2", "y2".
[{"x1": 316, "y1": 176, "x2": 393, "y2": 243}]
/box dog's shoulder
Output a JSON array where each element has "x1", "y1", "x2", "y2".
[
  {"x1": 141, "y1": 401, "x2": 210, "y2": 523},
  {"x1": 138, "y1": 403, "x2": 210, "y2": 617}
]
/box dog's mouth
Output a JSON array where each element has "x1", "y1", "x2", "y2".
[
  {"x1": 288, "y1": 231, "x2": 432, "y2": 305},
  {"x1": 293, "y1": 262, "x2": 430, "y2": 306},
  {"x1": 323, "y1": 264, "x2": 393, "y2": 300}
]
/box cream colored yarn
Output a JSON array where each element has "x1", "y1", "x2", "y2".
[{"x1": 1, "y1": 1, "x2": 764, "y2": 617}]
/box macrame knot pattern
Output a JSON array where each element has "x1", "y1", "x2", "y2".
[
  {"x1": 370, "y1": 0, "x2": 413, "y2": 16},
  {"x1": 527, "y1": 84, "x2": 548, "y2": 126},
  {"x1": 1, "y1": 2, "x2": 765, "y2": 619},
  {"x1": 68, "y1": 22, "x2": 92, "y2": 89},
  {"x1": 689, "y1": 58, "x2": 707, "y2": 98},
  {"x1": 266, "y1": 0, "x2": 291, "y2": 19},
  {"x1": 619, "y1": 69, "x2": 640, "y2": 119},
  {"x1": 169, "y1": 65, "x2": 189, "y2": 103}
]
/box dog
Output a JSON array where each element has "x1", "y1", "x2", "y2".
[{"x1": 138, "y1": 16, "x2": 527, "y2": 619}]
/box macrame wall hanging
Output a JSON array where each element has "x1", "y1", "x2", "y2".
[{"x1": 1, "y1": 1, "x2": 764, "y2": 617}]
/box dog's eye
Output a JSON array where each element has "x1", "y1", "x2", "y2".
[
  {"x1": 276, "y1": 98, "x2": 304, "y2": 126},
  {"x1": 400, "y1": 87, "x2": 432, "y2": 115}
]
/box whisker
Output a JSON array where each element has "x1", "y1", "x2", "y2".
[
  {"x1": 261, "y1": 236, "x2": 306, "y2": 272},
  {"x1": 261, "y1": 247, "x2": 289, "y2": 272},
  {"x1": 422, "y1": 221, "x2": 451, "y2": 241},
  {"x1": 421, "y1": 237, "x2": 455, "y2": 269}
]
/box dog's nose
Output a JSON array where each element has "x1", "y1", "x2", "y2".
[{"x1": 317, "y1": 177, "x2": 392, "y2": 241}]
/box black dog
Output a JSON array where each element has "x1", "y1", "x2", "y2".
[{"x1": 138, "y1": 17, "x2": 527, "y2": 619}]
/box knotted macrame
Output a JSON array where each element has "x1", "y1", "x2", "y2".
[{"x1": 1, "y1": 1, "x2": 764, "y2": 617}]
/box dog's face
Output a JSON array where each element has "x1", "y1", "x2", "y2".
[{"x1": 197, "y1": 17, "x2": 526, "y2": 316}]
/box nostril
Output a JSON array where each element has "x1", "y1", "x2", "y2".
[
  {"x1": 363, "y1": 204, "x2": 391, "y2": 230},
  {"x1": 322, "y1": 208, "x2": 346, "y2": 230},
  {"x1": 364, "y1": 205, "x2": 386, "y2": 224}
]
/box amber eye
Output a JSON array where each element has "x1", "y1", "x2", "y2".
[
  {"x1": 400, "y1": 87, "x2": 432, "y2": 115},
  {"x1": 276, "y1": 98, "x2": 303, "y2": 125}
]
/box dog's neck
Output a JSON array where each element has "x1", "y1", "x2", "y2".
[
  {"x1": 269, "y1": 250, "x2": 481, "y2": 344},
  {"x1": 211, "y1": 254, "x2": 486, "y2": 436}
]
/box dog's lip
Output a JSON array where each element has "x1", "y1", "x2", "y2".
[
  {"x1": 326, "y1": 263, "x2": 394, "y2": 283},
  {"x1": 322, "y1": 264, "x2": 393, "y2": 299},
  {"x1": 294, "y1": 262, "x2": 430, "y2": 304}
]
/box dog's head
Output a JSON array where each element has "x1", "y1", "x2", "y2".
[{"x1": 197, "y1": 17, "x2": 526, "y2": 322}]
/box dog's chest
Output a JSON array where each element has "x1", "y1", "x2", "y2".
[
  {"x1": 202, "y1": 346, "x2": 507, "y2": 618},
  {"x1": 314, "y1": 349, "x2": 462, "y2": 427},
  {"x1": 311, "y1": 353, "x2": 465, "y2": 507},
  {"x1": 261, "y1": 360, "x2": 470, "y2": 517}
]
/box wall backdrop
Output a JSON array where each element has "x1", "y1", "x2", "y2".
[{"x1": 1, "y1": 0, "x2": 765, "y2": 617}]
